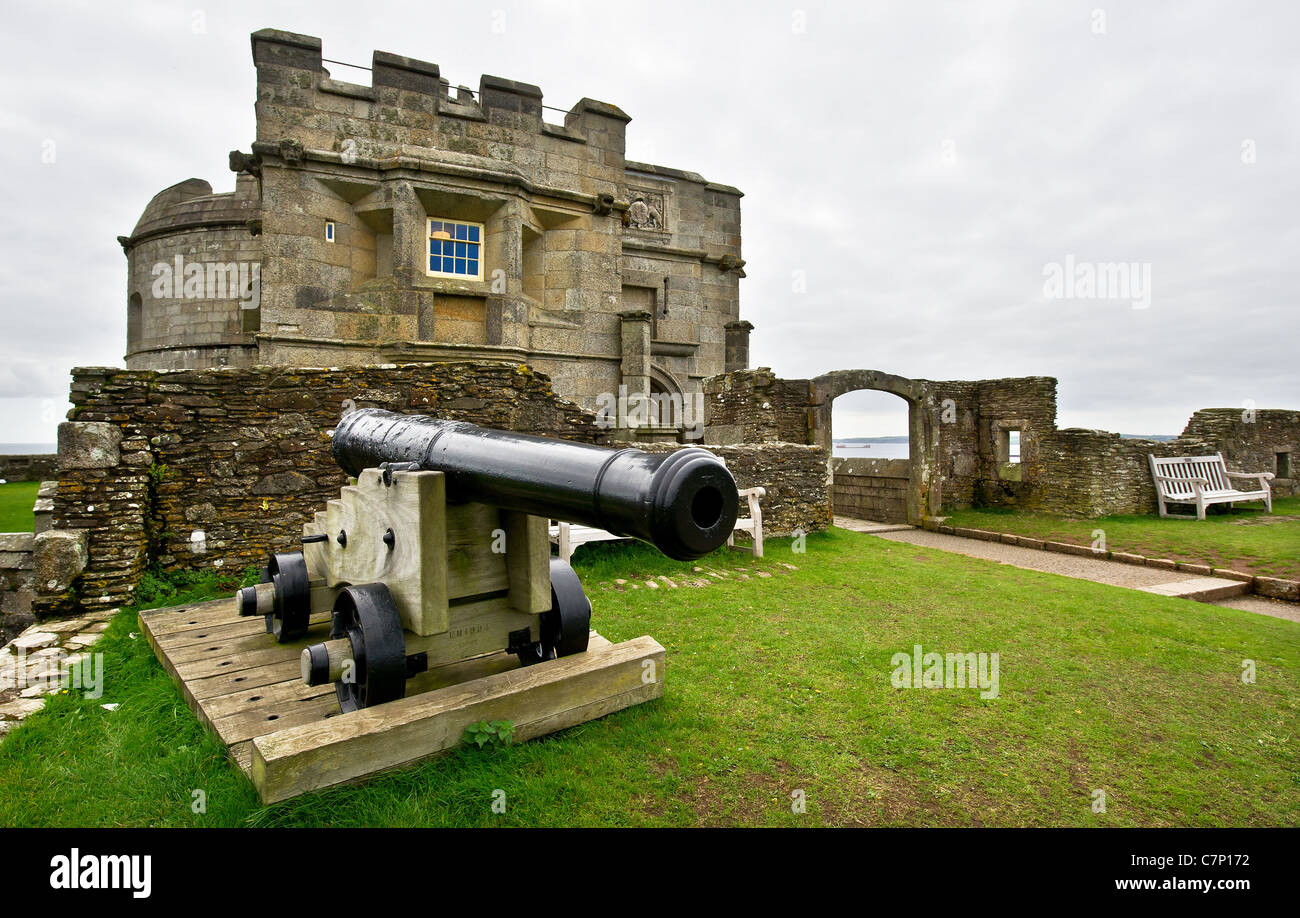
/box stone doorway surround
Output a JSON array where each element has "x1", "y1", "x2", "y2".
[{"x1": 811, "y1": 369, "x2": 942, "y2": 526}]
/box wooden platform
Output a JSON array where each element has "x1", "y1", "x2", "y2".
[{"x1": 139, "y1": 596, "x2": 665, "y2": 804}]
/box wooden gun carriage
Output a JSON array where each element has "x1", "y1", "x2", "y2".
[{"x1": 238, "y1": 408, "x2": 740, "y2": 713}]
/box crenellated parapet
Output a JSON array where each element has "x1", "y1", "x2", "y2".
[{"x1": 249, "y1": 28, "x2": 631, "y2": 195}]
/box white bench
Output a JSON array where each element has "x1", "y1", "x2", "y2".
[
  {"x1": 549, "y1": 486, "x2": 766, "y2": 561},
  {"x1": 1148, "y1": 453, "x2": 1273, "y2": 520}
]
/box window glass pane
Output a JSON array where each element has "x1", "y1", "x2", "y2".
[{"x1": 427, "y1": 220, "x2": 483, "y2": 274}]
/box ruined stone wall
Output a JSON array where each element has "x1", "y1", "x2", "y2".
[
  {"x1": 962, "y1": 376, "x2": 1058, "y2": 509},
  {"x1": 703, "y1": 367, "x2": 1298, "y2": 520},
  {"x1": 0, "y1": 455, "x2": 57, "y2": 483},
  {"x1": 929, "y1": 380, "x2": 980, "y2": 511},
  {"x1": 1180, "y1": 409, "x2": 1299, "y2": 498},
  {"x1": 41, "y1": 362, "x2": 603, "y2": 614},
  {"x1": 1023, "y1": 431, "x2": 1214, "y2": 517},
  {"x1": 703, "y1": 367, "x2": 811, "y2": 444},
  {"x1": 643, "y1": 441, "x2": 831, "y2": 537},
  {"x1": 831, "y1": 458, "x2": 909, "y2": 524}
]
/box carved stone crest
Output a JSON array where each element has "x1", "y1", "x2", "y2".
[{"x1": 624, "y1": 189, "x2": 666, "y2": 232}]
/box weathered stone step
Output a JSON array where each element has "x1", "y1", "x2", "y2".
[{"x1": 1138, "y1": 577, "x2": 1251, "y2": 603}]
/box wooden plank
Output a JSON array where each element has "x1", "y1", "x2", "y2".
[
  {"x1": 163, "y1": 618, "x2": 331, "y2": 666},
  {"x1": 324, "y1": 469, "x2": 452, "y2": 636},
  {"x1": 229, "y1": 741, "x2": 253, "y2": 775},
  {"x1": 211, "y1": 693, "x2": 343, "y2": 746},
  {"x1": 201, "y1": 677, "x2": 335, "y2": 721},
  {"x1": 250, "y1": 635, "x2": 666, "y2": 804},
  {"x1": 139, "y1": 598, "x2": 241, "y2": 635},
  {"x1": 154, "y1": 611, "x2": 332, "y2": 652},
  {"x1": 143, "y1": 589, "x2": 663, "y2": 805},
  {"x1": 171, "y1": 642, "x2": 313, "y2": 683},
  {"x1": 186, "y1": 659, "x2": 304, "y2": 703},
  {"x1": 502, "y1": 511, "x2": 551, "y2": 614},
  {"x1": 401, "y1": 596, "x2": 538, "y2": 669}
]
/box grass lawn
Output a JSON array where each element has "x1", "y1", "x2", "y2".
[
  {"x1": 946, "y1": 497, "x2": 1300, "y2": 581},
  {"x1": 0, "y1": 480, "x2": 39, "y2": 532},
  {"x1": 0, "y1": 529, "x2": 1296, "y2": 827}
]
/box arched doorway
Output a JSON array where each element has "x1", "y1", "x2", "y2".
[
  {"x1": 649, "y1": 365, "x2": 684, "y2": 431},
  {"x1": 829, "y1": 390, "x2": 912, "y2": 523},
  {"x1": 811, "y1": 370, "x2": 940, "y2": 525}
]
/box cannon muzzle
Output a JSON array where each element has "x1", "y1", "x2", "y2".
[{"x1": 332, "y1": 408, "x2": 738, "y2": 561}]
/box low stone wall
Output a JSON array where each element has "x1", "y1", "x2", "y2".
[
  {"x1": 1019, "y1": 414, "x2": 1299, "y2": 517},
  {"x1": 831, "y1": 457, "x2": 910, "y2": 523},
  {"x1": 1182, "y1": 409, "x2": 1299, "y2": 498},
  {"x1": 0, "y1": 455, "x2": 57, "y2": 483},
  {"x1": 704, "y1": 367, "x2": 811, "y2": 445},
  {"x1": 644, "y1": 441, "x2": 831, "y2": 537},
  {"x1": 704, "y1": 368, "x2": 1300, "y2": 519},
  {"x1": 1019, "y1": 431, "x2": 1212, "y2": 516},
  {"x1": 0, "y1": 533, "x2": 35, "y2": 642},
  {"x1": 40, "y1": 361, "x2": 605, "y2": 615}
]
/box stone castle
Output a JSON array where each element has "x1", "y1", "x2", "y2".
[{"x1": 118, "y1": 28, "x2": 753, "y2": 425}]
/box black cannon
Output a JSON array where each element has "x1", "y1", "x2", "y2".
[
  {"x1": 332, "y1": 408, "x2": 739, "y2": 561},
  {"x1": 242, "y1": 409, "x2": 739, "y2": 712}
]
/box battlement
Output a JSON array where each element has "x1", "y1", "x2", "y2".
[{"x1": 251, "y1": 28, "x2": 632, "y2": 167}]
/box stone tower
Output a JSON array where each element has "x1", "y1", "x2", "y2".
[{"x1": 118, "y1": 28, "x2": 753, "y2": 427}]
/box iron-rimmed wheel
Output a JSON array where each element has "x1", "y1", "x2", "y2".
[
  {"x1": 266, "y1": 551, "x2": 311, "y2": 643},
  {"x1": 541, "y1": 558, "x2": 591, "y2": 658},
  {"x1": 331, "y1": 583, "x2": 407, "y2": 713}
]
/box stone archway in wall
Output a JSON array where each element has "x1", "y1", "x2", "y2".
[
  {"x1": 648, "y1": 364, "x2": 684, "y2": 430},
  {"x1": 811, "y1": 370, "x2": 941, "y2": 526}
]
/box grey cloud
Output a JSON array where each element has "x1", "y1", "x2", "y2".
[{"x1": 0, "y1": 0, "x2": 1294, "y2": 442}]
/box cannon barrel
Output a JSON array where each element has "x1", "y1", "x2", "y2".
[{"x1": 332, "y1": 408, "x2": 739, "y2": 561}]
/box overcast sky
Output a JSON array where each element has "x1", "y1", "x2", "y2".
[{"x1": 1, "y1": 0, "x2": 1296, "y2": 443}]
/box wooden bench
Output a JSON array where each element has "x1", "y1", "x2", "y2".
[
  {"x1": 550, "y1": 486, "x2": 767, "y2": 561},
  {"x1": 1148, "y1": 453, "x2": 1274, "y2": 520}
]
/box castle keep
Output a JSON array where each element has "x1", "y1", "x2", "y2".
[{"x1": 118, "y1": 28, "x2": 752, "y2": 424}]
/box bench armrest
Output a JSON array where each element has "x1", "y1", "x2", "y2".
[{"x1": 1225, "y1": 470, "x2": 1275, "y2": 482}]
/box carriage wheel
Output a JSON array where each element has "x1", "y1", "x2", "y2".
[
  {"x1": 331, "y1": 583, "x2": 407, "y2": 713},
  {"x1": 263, "y1": 551, "x2": 311, "y2": 643},
  {"x1": 541, "y1": 559, "x2": 591, "y2": 658}
]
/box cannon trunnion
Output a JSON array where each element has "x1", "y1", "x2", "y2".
[{"x1": 241, "y1": 410, "x2": 737, "y2": 714}]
